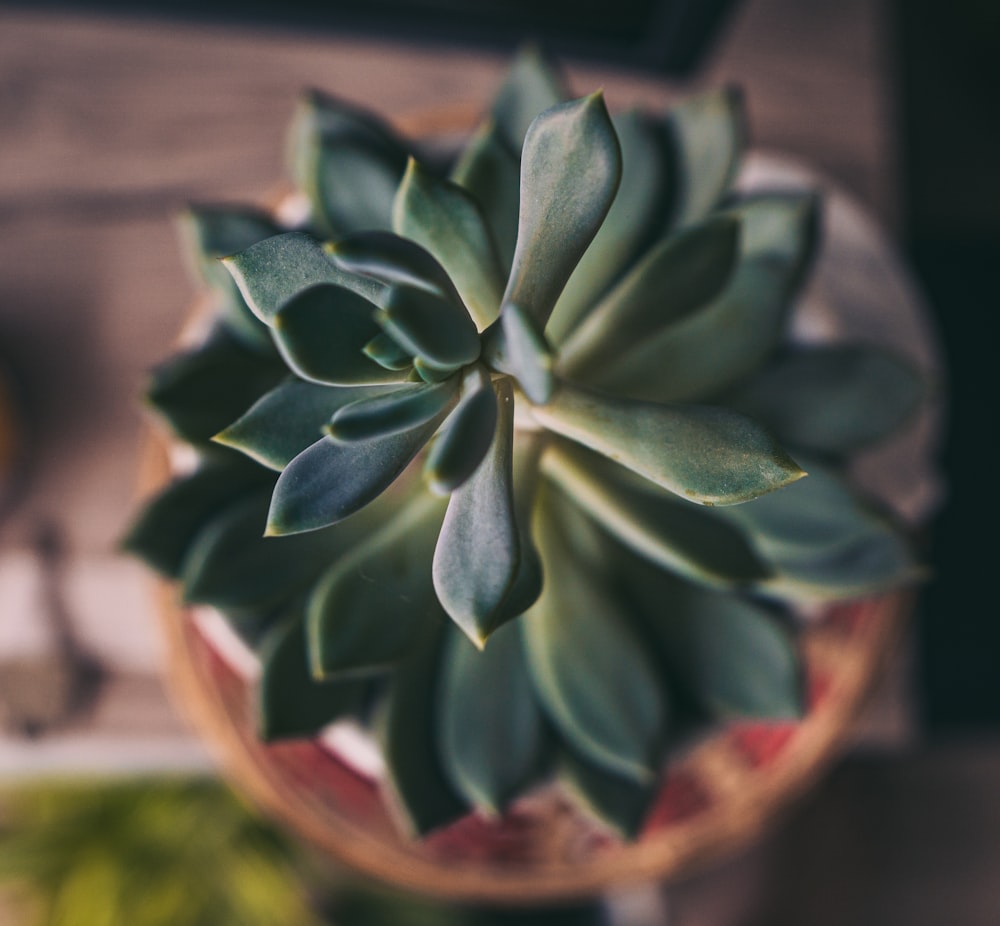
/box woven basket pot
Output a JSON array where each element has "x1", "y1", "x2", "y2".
[{"x1": 145, "y1": 151, "x2": 943, "y2": 904}]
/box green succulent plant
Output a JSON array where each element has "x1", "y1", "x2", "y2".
[{"x1": 125, "y1": 48, "x2": 925, "y2": 839}]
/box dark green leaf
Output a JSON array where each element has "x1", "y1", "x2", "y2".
[
  {"x1": 288, "y1": 89, "x2": 409, "y2": 236},
  {"x1": 594, "y1": 192, "x2": 820, "y2": 402},
  {"x1": 546, "y1": 109, "x2": 674, "y2": 346},
  {"x1": 215, "y1": 378, "x2": 397, "y2": 471},
  {"x1": 725, "y1": 344, "x2": 927, "y2": 455},
  {"x1": 558, "y1": 748, "x2": 658, "y2": 840},
  {"x1": 521, "y1": 488, "x2": 667, "y2": 782},
  {"x1": 257, "y1": 612, "x2": 369, "y2": 741},
  {"x1": 393, "y1": 159, "x2": 505, "y2": 328},
  {"x1": 438, "y1": 622, "x2": 545, "y2": 814},
  {"x1": 423, "y1": 366, "x2": 498, "y2": 494},
  {"x1": 327, "y1": 378, "x2": 460, "y2": 442},
  {"x1": 307, "y1": 492, "x2": 446, "y2": 677},
  {"x1": 532, "y1": 383, "x2": 806, "y2": 506},
  {"x1": 145, "y1": 323, "x2": 287, "y2": 444},
  {"x1": 559, "y1": 215, "x2": 740, "y2": 374},
  {"x1": 362, "y1": 331, "x2": 412, "y2": 370},
  {"x1": 378, "y1": 283, "x2": 481, "y2": 372},
  {"x1": 503, "y1": 93, "x2": 622, "y2": 329},
  {"x1": 541, "y1": 441, "x2": 769, "y2": 588},
  {"x1": 432, "y1": 378, "x2": 518, "y2": 645},
  {"x1": 272, "y1": 283, "x2": 407, "y2": 386},
  {"x1": 450, "y1": 120, "x2": 520, "y2": 270},
  {"x1": 376, "y1": 623, "x2": 470, "y2": 836},
  {"x1": 266, "y1": 410, "x2": 447, "y2": 535},
  {"x1": 223, "y1": 231, "x2": 383, "y2": 325},
  {"x1": 489, "y1": 43, "x2": 567, "y2": 154},
  {"x1": 664, "y1": 85, "x2": 745, "y2": 230},
  {"x1": 122, "y1": 452, "x2": 272, "y2": 578}
]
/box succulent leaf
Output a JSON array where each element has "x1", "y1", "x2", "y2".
[
  {"x1": 258, "y1": 612, "x2": 370, "y2": 741},
  {"x1": 546, "y1": 109, "x2": 674, "y2": 346},
  {"x1": 559, "y1": 214, "x2": 741, "y2": 374},
  {"x1": 450, "y1": 120, "x2": 521, "y2": 271},
  {"x1": 432, "y1": 378, "x2": 521, "y2": 645},
  {"x1": 437, "y1": 623, "x2": 545, "y2": 814},
  {"x1": 592, "y1": 192, "x2": 820, "y2": 402},
  {"x1": 423, "y1": 367, "x2": 499, "y2": 495},
  {"x1": 497, "y1": 303, "x2": 555, "y2": 405},
  {"x1": 363, "y1": 331, "x2": 413, "y2": 371},
  {"x1": 327, "y1": 379, "x2": 460, "y2": 443},
  {"x1": 307, "y1": 492, "x2": 447, "y2": 677},
  {"x1": 504, "y1": 93, "x2": 623, "y2": 330},
  {"x1": 376, "y1": 623, "x2": 470, "y2": 836},
  {"x1": 664, "y1": 86, "x2": 745, "y2": 230},
  {"x1": 393, "y1": 159, "x2": 505, "y2": 328},
  {"x1": 122, "y1": 451, "x2": 272, "y2": 579},
  {"x1": 224, "y1": 231, "x2": 383, "y2": 325},
  {"x1": 522, "y1": 489, "x2": 668, "y2": 783},
  {"x1": 532, "y1": 383, "x2": 806, "y2": 506},
  {"x1": 145, "y1": 323, "x2": 287, "y2": 445},
  {"x1": 215, "y1": 378, "x2": 398, "y2": 471},
  {"x1": 489, "y1": 43, "x2": 567, "y2": 155},
  {"x1": 288, "y1": 89, "x2": 409, "y2": 236},
  {"x1": 724, "y1": 344, "x2": 927, "y2": 455},
  {"x1": 377, "y1": 282, "x2": 481, "y2": 372},
  {"x1": 542, "y1": 441, "x2": 769, "y2": 588}
]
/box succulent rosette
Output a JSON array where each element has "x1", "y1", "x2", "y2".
[{"x1": 126, "y1": 49, "x2": 925, "y2": 837}]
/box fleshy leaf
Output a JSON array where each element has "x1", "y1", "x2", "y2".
[
  {"x1": 272, "y1": 283, "x2": 407, "y2": 386},
  {"x1": 393, "y1": 159, "x2": 505, "y2": 328},
  {"x1": 378, "y1": 283, "x2": 481, "y2": 372},
  {"x1": 559, "y1": 215, "x2": 741, "y2": 374},
  {"x1": 327, "y1": 378, "x2": 460, "y2": 443},
  {"x1": 327, "y1": 231, "x2": 464, "y2": 308},
  {"x1": 376, "y1": 623, "x2": 470, "y2": 836},
  {"x1": 558, "y1": 748, "x2": 658, "y2": 840},
  {"x1": 489, "y1": 43, "x2": 567, "y2": 154},
  {"x1": 664, "y1": 86, "x2": 745, "y2": 230},
  {"x1": 724, "y1": 345, "x2": 927, "y2": 455},
  {"x1": 620, "y1": 552, "x2": 803, "y2": 721},
  {"x1": 266, "y1": 409, "x2": 448, "y2": 535},
  {"x1": 450, "y1": 120, "x2": 520, "y2": 270},
  {"x1": 546, "y1": 109, "x2": 674, "y2": 346},
  {"x1": 499, "y1": 303, "x2": 554, "y2": 404},
  {"x1": 258, "y1": 612, "x2": 369, "y2": 741},
  {"x1": 178, "y1": 204, "x2": 280, "y2": 348},
  {"x1": 122, "y1": 451, "x2": 272, "y2": 578},
  {"x1": 223, "y1": 231, "x2": 383, "y2": 325},
  {"x1": 542, "y1": 441, "x2": 769, "y2": 588},
  {"x1": 288, "y1": 89, "x2": 409, "y2": 236},
  {"x1": 432, "y1": 378, "x2": 519, "y2": 645},
  {"x1": 593, "y1": 192, "x2": 820, "y2": 402},
  {"x1": 215, "y1": 378, "x2": 397, "y2": 471},
  {"x1": 145, "y1": 323, "x2": 287, "y2": 445},
  {"x1": 531, "y1": 383, "x2": 806, "y2": 506},
  {"x1": 438, "y1": 623, "x2": 545, "y2": 814},
  {"x1": 423, "y1": 367, "x2": 498, "y2": 495},
  {"x1": 363, "y1": 331, "x2": 413, "y2": 370},
  {"x1": 503, "y1": 93, "x2": 622, "y2": 329},
  {"x1": 521, "y1": 488, "x2": 667, "y2": 782},
  {"x1": 307, "y1": 492, "x2": 446, "y2": 677}
]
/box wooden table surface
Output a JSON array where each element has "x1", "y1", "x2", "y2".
[{"x1": 5, "y1": 2, "x2": 996, "y2": 923}]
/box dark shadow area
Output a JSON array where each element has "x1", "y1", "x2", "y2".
[{"x1": 894, "y1": 0, "x2": 1000, "y2": 728}]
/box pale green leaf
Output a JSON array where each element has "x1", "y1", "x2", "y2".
[
  {"x1": 531, "y1": 382, "x2": 806, "y2": 506},
  {"x1": 559, "y1": 215, "x2": 740, "y2": 374},
  {"x1": 307, "y1": 492, "x2": 446, "y2": 677},
  {"x1": 541, "y1": 441, "x2": 769, "y2": 588},
  {"x1": 327, "y1": 378, "x2": 460, "y2": 443},
  {"x1": 378, "y1": 282, "x2": 481, "y2": 371},
  {"x1": 432, "y1": 378, "x2": 518, "y2": 645},
  {"x1": 223, "y1": 232, "x2": 383, "y2": 324},
  {"x1": 489, "y1": 43, "x2": 567, "y2": 154},
  {"x1": 438, "y1": 623, "x2": 545, "y2": 814},
  {"x1": 503, "y1": 93, "x2": 622, "y2": 329},
  {"x1": 215, "y1": 378, "x2": 397, "y2": 471},
  {"x1": 521, "y1": 489, "x2": 667, "y2": 782},
  {"x1": 393, "y1": 159, "x2": 504, "y2": 328},
  {"x1": 499, "y1": 302, "x2": 554, "y2": 404}
]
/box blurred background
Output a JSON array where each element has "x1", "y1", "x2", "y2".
[{"x1": 0, "y1": 0, "x2": 997, "y2": 922}]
